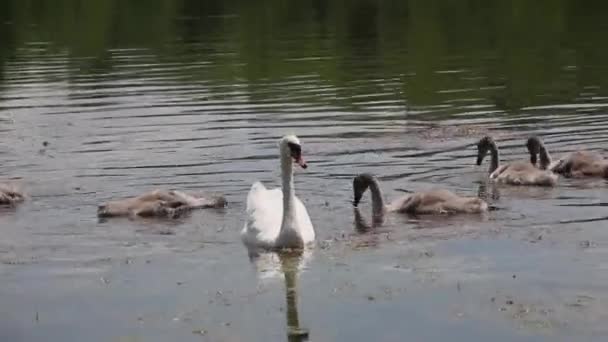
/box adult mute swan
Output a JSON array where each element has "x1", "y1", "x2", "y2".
[
  {"x1": 241, "y1": 135, "x2": 314, "y2": 250},
  {"x1": 476, "y1": 135, "x2": 558, "y2": 186},
  {"x1": 97, "y1": 190, "x2": 226, "y2": 218}
]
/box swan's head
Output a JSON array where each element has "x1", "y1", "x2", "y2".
[
  {"x1": 353, "y1": 173, "x2": 375, "y2": 207},
  {"x1": 526, "y1": 136, "x2": 542, "y2": 166},
  {"x1": 280, "y1": 135, "x2": 307, "y2": 169},
  {"x1": 476, "y1": 135, "x2": 494, "y2": 165},
  {"x1": 0, "y1": 188, "x2": 25, "y2": 205},
  {"x1": 97, "y1": 202, "x2": 117, "y2": 217}
]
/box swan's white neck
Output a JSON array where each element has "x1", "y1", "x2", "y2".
[
  {"x1": 277, "y1": 147, "x2": 302, "y2": 247},
  {"x1": 281, "y1": 151, "x2": 296, "y2": 224}
]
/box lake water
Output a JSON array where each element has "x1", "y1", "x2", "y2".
[{"x1": 2, "y1": 1, "x2": 608, "y2": 341}]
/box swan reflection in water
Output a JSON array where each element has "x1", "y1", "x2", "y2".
[
  {"x1": 247, "y1": 248, "x2": 312, "y2": 342},
  {"x1": 477, "y1": 181, "x2": 500, "y2": 202},
  {"x1": 353, "y1": 206, "x2": 386, "y2": 233}
]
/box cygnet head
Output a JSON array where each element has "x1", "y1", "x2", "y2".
[
  {"x1": 280, "y1": 135, "x2": 307, "y2": 169},
  {"x1": 476, "y1": 135, "x2": 494, "y2": 166},
  {"x1": 0, "y1": 190, "x2": 25, "y2": 205},
  {"x1": 352, "y1": 173, "x2": 375, "y2": 207},
  {"x1": 526, "y1": 136, "x2": 542, "y2": 166},
  {"x1": 97, "y1": 202, "x2": 117, "y2": 217}
]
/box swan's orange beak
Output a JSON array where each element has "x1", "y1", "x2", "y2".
[{"x1": 295, "y1": 156, "x2": 307, "y2": 169}]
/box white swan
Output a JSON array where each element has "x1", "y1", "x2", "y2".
[{"x1": 241, "y1": 135, "x2": 315, "y2": 250}]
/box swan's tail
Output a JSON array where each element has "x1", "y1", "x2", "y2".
[{"x1": 475, "y1": 198, "x2": 489, "y2": 212}]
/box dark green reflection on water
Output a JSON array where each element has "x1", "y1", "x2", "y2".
[{"x1": 1, "y1": 0, "x2": 608, "y2": 111}]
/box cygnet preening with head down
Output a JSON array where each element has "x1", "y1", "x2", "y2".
[
  {"x1": 352, "y1": 173, "x2": 488, "y2": 216},
  {"x1": 97, "y1": 189, "x2": 226, "y2": 218}
]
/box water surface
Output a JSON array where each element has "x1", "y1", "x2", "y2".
[{"x1": 2, "y1": 1, "x2": 608, "y2": 341}]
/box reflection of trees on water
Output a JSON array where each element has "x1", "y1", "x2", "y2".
[{"x1": 2, "y1": 0, "x2": 608, "y2": 111}]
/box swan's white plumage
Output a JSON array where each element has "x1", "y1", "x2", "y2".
[
  {"x1": 241, "y1": 181, "x2": 314, "y2": 249},
  {"x1": 241, "y1": 135, "x2": 315, "y2": 249}
]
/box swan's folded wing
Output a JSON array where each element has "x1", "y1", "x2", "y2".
[
  {"x1": 489, "y1": 164, "x2": 510, "y2": 179},
  {"x1": 242, "y1": 182, "x2": 283, "y2": 246},
  {"x1": 169, "y1": 190, "x2": 224, "y2": 208},
  {"x1": 294, "y1": 196, "x2": 315, "y2": 243}
]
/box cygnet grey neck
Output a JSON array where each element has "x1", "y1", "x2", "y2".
[
  {"x1": 538, "y1": 142, "x2": 552, "y2": 170},
  {"x1": 488, "y1": 141, "x2": 500, "y2": 174},
  {"x1": 366, "y1": 177, "x2": 386, "y2": 217}
]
